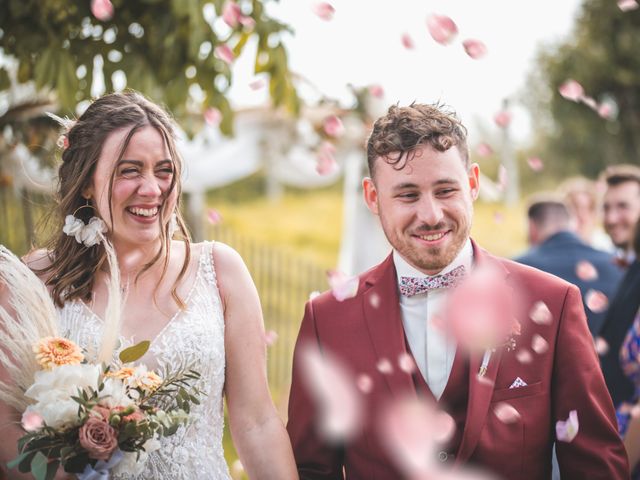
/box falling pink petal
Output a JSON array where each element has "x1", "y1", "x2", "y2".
[
  {"x1": 494, "y1": 402, "x2": 521, "y2": 424},
  {"x1": 527, "y1": 157, "x2": 544, "y2": 172},
  {"x1": 204, "y1": 107, "x2": 222, "y2": 126},
  {"x1": 493, "y1": 110, "x2": 512, "y2": 128},
  {"x1": 327, "y1": 269, "x2": 359, "y2": 301},
  {"x1": 530, "y1": 301, "x2": 552, "y2": 325},
  {"x1": 222, "y1": 1, "x2": 242, "y2": 27},
  {"x1": 376, "y1": 358, "x2": 394, "y2": 375},
  {"x1": 531, "y1": 334, "x2": 549, "y2": 354},
  {"x1": 462, "y1": 39, "x2": 487, "y2": 59},
  {"x1": 249, "y1": 78, "x2": 266, "y2": 90},
  {"x1": 476, "y1": 142, "x2": 493, "y2": 158},
  {"x1": 576, "y1": 260, "x2": 598, "y2": 281},
  {"x1": 239, "y1": 16, "x2": 256, "y2": 29},
  {"x1": 299, "y1": 345, "x2": 362, "y2": 441},
  {"x1": 368, "y1": 84, "x2": 385, "y2": 98},
  {"x1": 91, "y1": 0, "x2": 114, "y2": 21},
  {"x1": 493, "y1": 211, "x2": 504, "y2": 224},
  {"x1": 214, "y1": 44, "x2": 235, "y2": 64},
  {"x1": 369, "y1": 292, "x2": 381, "y2": 308},
  {"x1": 401, "y1": 33, "x2": 415, "y2": 50},
  {"x1": 207, "y1": 209, "x2": 222, "y2": 224},
  {"x1": 398, "y1": 353, "x2": 416, "y2": 374},
  {"x1": 356, "y1": 374, "x2": 373, "y2": 394},
  {"x1": 313, "y1": 2, "x2": 335, "y2": 21},
  {"x1": 581, "y1": 96, "x2": 598, "y2": 111},
  {"x1": 594, "y1": 336, "x2": 609, "y2": 355},
  {"x1": 426, "y1": 13, "x2": 458, "y2": 45},
  {"x1": 21, "y1": 410, "x2": 44, "y2": 432},
  {"x1": 597, "y1": 99, "x2": 618, "y2": 119},
  {"x1": 264, "y1": 330, "x2": 278, "y2": 346},
  {"x1": 556, "y1": 410, "x2": 579, "y2": 442},
  {"x1": 559, "y1": 79, "x2": 584, "y2": 102},
  {"x1": 380, "y1": 396, "x2": 455, "y2": 476},
  {"x1": 585, "y1": 289, "x2": 608, "y2": 313},
  {"x1": 323, "y1": 115, "x2": 344, "y2": 138},
  {"x1": 516, "y1": 349, "x2": 533, "y2": 364},
  {"x1": 316, "y1": 142, "x2": 338, "y2": 176},
  {"x1": 619, "y1": 0, "x2": 639, "y2": 11},
  {"x1": 444, "y1": 264, "x2": 519, "y2": 353},
  {"x1": 497, "y1": 164, "x2": 508, "y2": 191}
]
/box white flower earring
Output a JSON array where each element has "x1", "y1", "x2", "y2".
[{"x1": 63, "y1": 199, "x2": 107, "y2": 247}]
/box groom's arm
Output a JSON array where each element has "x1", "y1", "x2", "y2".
[
  {"x1": 287, "y1": 300, "x2": 345, "y2": 480},
  {"x1": 553, "y1": 285, "x2": 629, "y2": 478}
]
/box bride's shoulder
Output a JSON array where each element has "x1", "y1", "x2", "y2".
[
  {"x1": 22, "y1": 248, "x2": 53, "y2": 276},
  {"x1": 206, "y1": 241, "x2": 245, "y2": 273}
]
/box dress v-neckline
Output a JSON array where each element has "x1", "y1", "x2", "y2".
[{"x1": 75, "y1": 246, "x2": 205, "y2": 348}]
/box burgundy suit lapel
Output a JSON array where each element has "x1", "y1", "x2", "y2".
[{"x1": 362, "y1": 254, "x2": 416, "y2": 397}]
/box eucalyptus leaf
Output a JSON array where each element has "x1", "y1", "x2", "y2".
[
  {"x1": 30, "y1": 451, "x2": 48, "y2": 480},
  {"x1": 119, "y1": 340, "x2": 151, "y2": 363}
]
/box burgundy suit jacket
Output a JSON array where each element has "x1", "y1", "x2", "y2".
[{"x1": 287, "y1": 242, "x2": 629, "y2": 479}]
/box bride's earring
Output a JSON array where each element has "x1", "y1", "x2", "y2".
[
  {"x1": 168, "y1": 212, "x2": 178, "y2": 238},
  {"x1": 63, "y1": 198, "x2": 107, "y2": 247}
]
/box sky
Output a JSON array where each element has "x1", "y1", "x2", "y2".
[{"x1": 227, "y1": 0, "x2": 584, "y2": 144}]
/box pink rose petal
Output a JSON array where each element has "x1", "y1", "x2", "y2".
[
  {"x1": 398, "y1": 353, "x2": 416, "y2": 374},
  {"x1": 376, "y1": 358, "x2": 394, "y2": 375},
  {"x1": 323, "y1": 115, "x2": 344, "y2": 138},
  {"x1": 264, "y1": 330, "x2": 278, "y2": 346},
  {"x1": 204, "y1": 107, "x2": 222, "y2": 126},
  {"x1": 249, "y1": 78, "x2": 266, "y2": 90},
  {"x1": 214, "y1": 44, "x2": 235, "y2": 64},
  {"x1": 527, "y1": 157, "x2": 544, "y2": 172},
  {"x1": 369, "y1": 292, "x2": 381, "y2": 308},
  {"x1": 556, "y1": 410, "x2": 579, "y2": 442},
  {"x1": 494, "y1": 402, "x2": 521, "y2": 424},
  {"x1": 327, "y1": 269, "x2": 359, "y2": 301},
  {"x1": 530, "y1": 301, "x2": 552, "y2": 325},
  {"x1": 316, "y1": 142, "x2": 338, "y2": 176},
  {"x1": 91, "y1": 0, "x2": 114, "y2": 21},
  {"x1": 368, "y1": 84, "x2": 384, "y2": 98},
  {"x1": 21, "y1": 410, "x2": 44, "y2": 432},
  {"x1": 493, "y1": 110, "x2": 512, "y2": 128},
  {"x1": 476, "y1": 142, "x2": 493, "y2": 157},
  {"x1": 207, "y1": 209, "x2": 222, "y2": 225},
  {"x1": 426, "y1": 13, "x2": 458, "y2": 45},
  {"x1": 585, "y1": 289, "x2": 608, "y2": 313},
  {"x1": 559, "y1": 80, "x2": 584, "y2": 102},
  {"x1": 356, "y1": 374, "x2": 373, "y2": 394},
  {"x1": 594, "y1": 336, "x2": 609, "y2": 355},
  {"x1": 222, "y1": 1, "x2": 242, "y2": 28},
  {"x1": 576, "y1": 260, "x2": 598, "y2": 281},
  {"x1": 401, "y1": 33, "x2": 415, "y2": 50},
  {"x1": 299, "y1": 345, "x2": 362, "y2": 441},
  {"x1": 462, "y1": 39, "x2": 487, "y2": 59},
  {"x1": 531, "y1": 334, "x2": 549, "y2": 354},
  {"x1": 516, "y1": 349, "x2": 533, "y2": 364},
  {"x1": 619, "y1": 0, "x2": 639, "y2": 11},
  {"x1": 313, "y1": 2, "x2": 335, "y2": 21}
]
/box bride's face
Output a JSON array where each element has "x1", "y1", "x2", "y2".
[{"x1": 86, "y1": 125, "x2": 178, "y2": 248}]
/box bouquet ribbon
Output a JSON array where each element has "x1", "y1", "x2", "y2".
[{"x1": 77, "y1": 450, "x2": 124, "y2": 480}]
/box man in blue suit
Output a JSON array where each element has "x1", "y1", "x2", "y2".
[{"x1": 515, "y1": 197, "x2": 624, "y2": 337}]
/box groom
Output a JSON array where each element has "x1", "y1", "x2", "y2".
[{"x1": 287, "y1": 103, "x2": 628, "y2": 479}]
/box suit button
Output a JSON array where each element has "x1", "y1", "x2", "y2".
[{"x1": 438, "y1": 451, "x2": 448, "y2": 462}]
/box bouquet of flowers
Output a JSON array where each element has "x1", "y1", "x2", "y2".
[{"x1": 8, "y1": 337, "x2": 202, "y2": 479}]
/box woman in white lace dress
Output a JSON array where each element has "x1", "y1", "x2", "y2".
[{"x1": 0, "y1": 92, "x2": 298, "y2": 479}]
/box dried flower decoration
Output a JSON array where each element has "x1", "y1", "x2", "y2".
[{"x1": 46, "y1": 112, "x2": 75, "y2": 150}]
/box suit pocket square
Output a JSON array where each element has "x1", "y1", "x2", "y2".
[{"x1": 509, "y1": 377, "x2": 528, "y2": 389}]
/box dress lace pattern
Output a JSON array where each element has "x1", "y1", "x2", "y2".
[{"x1": 56, "y1": 242, "x2": 232, "y2": 479}]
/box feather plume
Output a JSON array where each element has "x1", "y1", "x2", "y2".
[
  {"x1": 45, "y1": 111, "x2": 75, "y2": 131},
  {"x1": 97, "y1": 234, "x2": 123, "y2": 364}
]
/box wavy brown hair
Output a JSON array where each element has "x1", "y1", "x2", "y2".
[
  {"x1": 37, "y1": 91, "x2": 191, "y2": 309},
  {"x1": 366, "y1": 102, "x2": 469, "y2": 177}
]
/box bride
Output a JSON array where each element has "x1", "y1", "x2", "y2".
[{"x1": 0, "y1": 91, "x2": 297, "y2": 479}]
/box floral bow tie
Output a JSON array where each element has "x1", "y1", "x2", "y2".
[{"x1": 399, "y1": 265, "x2": 467, "y2": 297}]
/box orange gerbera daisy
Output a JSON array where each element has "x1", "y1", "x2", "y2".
[{"x1": 34, "y1": 337, "x2": 84, "y2": 370}]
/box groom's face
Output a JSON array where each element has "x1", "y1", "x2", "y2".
[{"x1": 363, "y1": 144, "x2": 479, "y2": 275}]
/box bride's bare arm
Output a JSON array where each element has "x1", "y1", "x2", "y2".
[{"x1": 214, "y1": 242, "x2": 298, "y2": 480}]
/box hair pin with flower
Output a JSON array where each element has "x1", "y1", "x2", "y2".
[{"x1": 46, "y1": 111, "x2": 75, "y2": 151}]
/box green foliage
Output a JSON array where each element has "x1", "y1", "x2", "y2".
[
  {"x1": 526, "y1": 0, "x2": 640, "y2": 177},
  {"x1": 0, "y1": 0, "x2": 298, "y2": 133},
  {"x1": 119, "y1": 340, "x2": 150, "y2": 364}
]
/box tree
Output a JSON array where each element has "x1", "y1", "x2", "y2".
[
  {"x1": 524, "y1": 0, "x2": 640, "y2": 178},
  {"x1": 0, "y1": 0, "x2": 299, "y2": 134}
]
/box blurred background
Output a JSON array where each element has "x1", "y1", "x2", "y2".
[{"x1": 0, "y1": 0, "x2": 637, "y2": 476}]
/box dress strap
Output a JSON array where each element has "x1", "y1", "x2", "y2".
[{"x1": 200, "y1": 241, "x2": 218, "y2": 288}]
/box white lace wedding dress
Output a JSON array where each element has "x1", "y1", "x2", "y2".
[{"x1": 56, "y1": 242, "x2": 232, "y2": 479}]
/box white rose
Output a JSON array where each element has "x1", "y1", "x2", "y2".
[
  {"x1": 62, "y1": 215, "x2": 84, "y2": 242},
  {"x1": 98, "y1": 377, "x2": 135, "y2": 408},
  {"x1": 25, "y1": 364, "x2": 101, "y2": 428}
]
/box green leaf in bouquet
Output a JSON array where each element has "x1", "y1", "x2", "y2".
[
  {"x1": 119, "y1": 340, "x2": 151, "y2": 364},
  {"x1": 44, "y1": 459, "x2": 59, "y2": 480},
  {"x1": 59, "y1": 446, "x2": 75, "y2": 461},
  {"x1": 18, "y1": 451, "x2": 37, "y2": 473},
  {"x1": 30, "y1": 451, "x2": 48, "y2": 480},
  {"x1": 64, "y1": 452, "x2": 91, "y2": 474},
  {"x1": 6, "y1": 451, "x2": 29, "y2": 469}
]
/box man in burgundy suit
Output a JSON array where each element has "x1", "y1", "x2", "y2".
[{"x1": 287, "y1": 103, "x2": 629, "y2": 479}]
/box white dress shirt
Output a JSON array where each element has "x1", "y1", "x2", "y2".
[{"x1": 394, "y1": 240, "x2": 473, "y2": 399}]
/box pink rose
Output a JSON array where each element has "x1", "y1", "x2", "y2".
[{"x1": 79, "y1": 417, "x2": 118, "y2": 461}]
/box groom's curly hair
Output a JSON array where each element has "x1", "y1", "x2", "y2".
[{"x1": 366, "y1": 102, "x2": 469, "y2": 177}]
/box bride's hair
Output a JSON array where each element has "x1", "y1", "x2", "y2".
[{"x1": 36, "y1": 91, "x2": 191, "y2": 309}]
